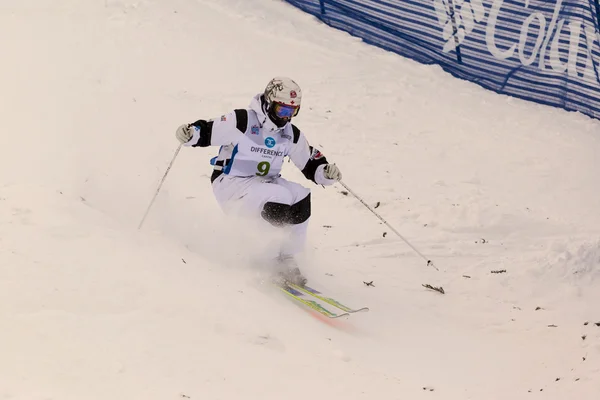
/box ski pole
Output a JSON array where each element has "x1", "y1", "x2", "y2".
[
  {"x1": 138, "y1": 144, "x2": 182, "y2": 230},
  {"x1": 338, "y1": 180, "x2": 438, "y2": 271}
]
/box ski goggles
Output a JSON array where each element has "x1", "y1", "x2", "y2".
[{"x1": 272, "y1": 102, "x2": 299, "y2": 118}]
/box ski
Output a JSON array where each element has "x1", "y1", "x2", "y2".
[
  {"x1": 288, "y1": 283, "x2": 369, "y2": 314},
  {"x1": 278, "y1": 284, "x2": 350, "y2": 319}
]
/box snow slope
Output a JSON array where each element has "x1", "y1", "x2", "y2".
[{"x1": 1, "y1": 0, "x2": 599, "y2": 399}]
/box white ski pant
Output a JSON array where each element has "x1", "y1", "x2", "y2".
[{"x1": 212, "y1": 174, "x2": 311, "y2": 257}]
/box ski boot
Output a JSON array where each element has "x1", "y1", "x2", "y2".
[{"x1": 272, "y1": 255, "x2": 307, "y2": 287}]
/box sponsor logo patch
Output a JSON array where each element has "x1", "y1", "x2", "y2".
[
  {"x1": 265, "y1": 137, "x2": 276, "y2": 148},
  {"x1": 311, "y1": 148, "x2": 324, "y2": 160},
  {"x1": 251, "y1": 126, "x2": 260, "y2": 135}
]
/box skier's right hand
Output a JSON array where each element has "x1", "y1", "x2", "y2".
[{"x1": 175, "y1": 124, "x2": 193, "y2": 144}]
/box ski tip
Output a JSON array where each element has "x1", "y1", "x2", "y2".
[{"x1": 330, "y1": 312, "x2": 351, "y2": 319}]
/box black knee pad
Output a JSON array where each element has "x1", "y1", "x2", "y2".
[
  {"x1": 261, "y1": 194, "x2": 311, "y2": 227},
  {"x1": 262, "y1": 202, "x2": 291, "y2": 227},
  {"x1": 289, "y1": 193, "x2": 311, "y2": 224}
]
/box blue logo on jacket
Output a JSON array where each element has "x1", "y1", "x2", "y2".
[
  {"x1": 265, "y1": 137, "x2": 276, "y2": 148},
  {"x1": 251, "y1": 126, "x2": 259, "y2": 135}
]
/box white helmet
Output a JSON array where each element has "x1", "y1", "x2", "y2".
[
  {"x1": 264, "y1": 76, "x2": 302, "y2": 108},
  {"x1": 263, "y1": 77, "x2": 302, "y2": 128}
]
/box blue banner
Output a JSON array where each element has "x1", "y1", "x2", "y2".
[{"x1": 283, "y1": 0, "x2": 600, "y2": 120}]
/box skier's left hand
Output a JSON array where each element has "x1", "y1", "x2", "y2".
[{"x1": 324, "y1": 163, "x2": 342, "y2": 181}]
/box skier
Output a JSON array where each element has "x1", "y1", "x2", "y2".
[{"x1": 174, "y1": 77, "x2": 342, "y2": 286}]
